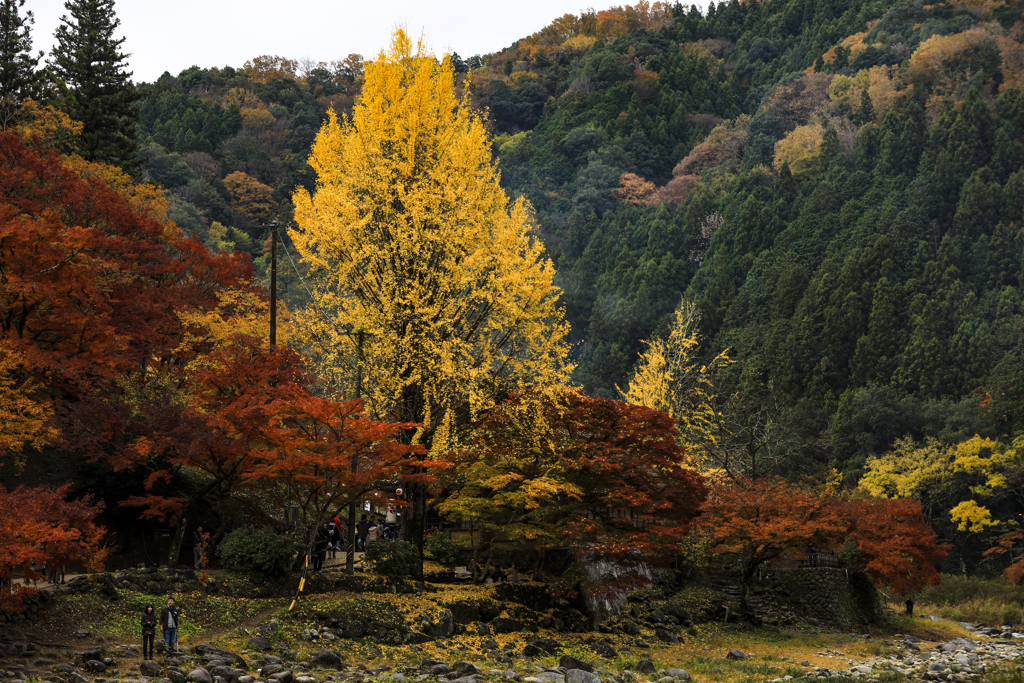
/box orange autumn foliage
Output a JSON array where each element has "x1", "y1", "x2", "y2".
[
  {"x1": 0, "y1": 483, "x2": 107, "y2": 612},
  {"x1": 701, "y1": 478, "x2": 947, "y2": 600},
  {"x1": 612, "y1": 172, "x2": 657, "y2": 204}
]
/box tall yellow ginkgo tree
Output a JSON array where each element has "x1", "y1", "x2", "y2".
[{"x1": 290, "y1": 29, "x2": 572, "y2": 569}]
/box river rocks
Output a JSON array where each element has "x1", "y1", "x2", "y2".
[
  {"x1": 308, "y1": 651, "x2": 344, "y2": 669},
  {"x1": 636, "y1": 660, "x2": 657, "y2": 674},
  {"x1": 141, "y1": 660, "x2": 162, "y2": 677},
  {"x1": 193, "y1": 646, "x2": 246, "y2": 668},
  {"x1": 558, "y1": 656, "x2": 594, "y2": 673},
  {"x1": 187, "y1": 668, "x2": 214, "y2": 683},
  {"x1": 939, "y1": 638, "x2": 978, "y2": 653},
  {"x1": 565, "y1": 669, "x2": 601, "y2": 683},
  {"x1": 247, "y1": 638, "x2": 273, "y2": 652}
]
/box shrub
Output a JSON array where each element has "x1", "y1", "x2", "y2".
[
  {"x1": 423, "y1": 531, "x2": 462, "y2": 566},
  {"x1": 363, "y1": 540, "x2": 419, "y2": 582},
  {"x1": 217, "y1": 527, "x2": 301, "y2": 576}
]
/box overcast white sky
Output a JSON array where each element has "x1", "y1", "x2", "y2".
[{"x1": 30, "y1": 0, "x2": 611, "y2": 84}]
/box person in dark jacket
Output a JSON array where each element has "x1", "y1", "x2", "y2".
[
  {"x1": 356, "y1": 514, "x2": 369, "y2": 552},
  {"x1": 313, "y1": 524, "x2": 330, "y2": 573},
  {"x1": 141, "y1": 605, "x2": 157, "y2": 660},
  {"x1": 159, "y1": 598, "x2": 180, "y2": 654}
]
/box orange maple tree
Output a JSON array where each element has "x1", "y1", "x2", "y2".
[
  {"x1": 249, "y1": 394, "x2": 428, "y2": 550},
  {"x1": 841, "y1": 496, "x2": 947, "y2": 595},
  {"x1": 442, "y1": 388, "x2": 707, "y2": 596},
  {"x1": 699, "y1": 478, "x2": 847, "y2": 612},
  {"x1": 0, "y1": 484, "x2": 107, "y2": 612},
  {"x1": 701, "y1": 478, "x2": 947, "y2": 611}
]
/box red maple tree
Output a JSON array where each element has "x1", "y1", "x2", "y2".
[
  {"x1": 443, "y1": 387, "x2": 707, "y2": 596},
  {"x1": 0, "y1": 484, "x2": 107, "y2": 612}
]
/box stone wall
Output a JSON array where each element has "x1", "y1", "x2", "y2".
[{"x1": 753, "y1": 567, "x2": 884, "y2": 628}]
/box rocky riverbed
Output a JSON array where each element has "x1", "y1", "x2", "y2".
[{"x1": 1, "y1": 622, "x2": 1022, "y2": 683}]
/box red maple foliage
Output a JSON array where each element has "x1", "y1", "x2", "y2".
[
  {"x1": 449, "y1": 388, "x2": 707, "y2": 595},
  {"x1": 699, "y1": 477, "x2": 846, "y2": 610},
  {"x1": 701, "y1": 478, "x2": 948, "y2": 610},
  {"x1": 841, "y1": 496, "x2": 947, "y2": 595},
  {"x1": 251, "y1": 392, "x2": 429, "y2": 549},
  {"x1": 123, "y1": 334, "x2": 429, "y2": 556},
  {"x1": 0, "y1": 484, "x2": 107, "y2": 612},
  {"x1": 0, "y1": 131, "x2": 254, "y2": 458}
]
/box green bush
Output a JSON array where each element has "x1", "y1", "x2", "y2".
[
  {"x1": 363, "y1": 540, "x2": 419, "y2": 582},
  {"x1": 423, "y1": 531, "x2": 462, "y2": 566},
  {"x1": 217, "y1": 527, "x2": 301, "y2": 576}
]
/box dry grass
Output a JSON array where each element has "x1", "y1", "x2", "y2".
[{"x1": 912, "y1": 574, "x2": 1024, "y2": 627}]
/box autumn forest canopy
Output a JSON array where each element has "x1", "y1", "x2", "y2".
[{"x1": 2, "y1": 0, "x2": 1024, "y2": 612}]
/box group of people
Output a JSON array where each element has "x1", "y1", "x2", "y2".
[
  {"x1": 140, "y1": 598, "x2": 181, "y2": 660},
  {"x1": 309, "y1": 514, "x2": 401, "y2": 574}
]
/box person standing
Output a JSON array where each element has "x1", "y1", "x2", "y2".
[
  {"x1": 356, "y1": 514, "x2": 369, "y2": 552},
  {"x1": 312, "y1": 523, "x2": 329, "y2": 574},
  {"x1": 193, "y1": 527, "x2": 205, "y2": 570},
  {"x1": 141, "y1": 605, "x2": 157, "y2": 660},
  {"x1": 366, "y1": 520, "x2": 380, "y2": 546},
  {"x1": 332, "y1": 515, "x2": 344, "y2": 558},
  {"x1": 159, "y1": 598, "x2": 180, "y2": 654}
]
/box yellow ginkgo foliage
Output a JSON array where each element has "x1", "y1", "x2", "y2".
[
  {"x1": 620, "y1": 298, "x2": 730, "y2": 469},
  {"x1": 773, "y1": 122, "x2": 825, "y2": 176},
  {"x1": 290, "y1": 28, "x2": 572, "y2": 453}
]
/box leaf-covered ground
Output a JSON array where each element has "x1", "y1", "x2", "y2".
[{"x1": 36, "y1": 565, "x2": 975, "y2": 683}]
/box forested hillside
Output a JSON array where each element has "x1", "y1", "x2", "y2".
[
  {"x1": 6, "y1": 0, "x2": 1023, "y2": 581},
  {"x1": 131, "y1": 0, "x2": 1024, "y2": 478}
]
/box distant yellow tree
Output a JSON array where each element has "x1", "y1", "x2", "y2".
[
  {"x1": 621, "y1": 298, "x2": 730, "y2": 469},
  {"x1": 291, "y1": 29, "x2": 572, "y2": 567},
  {"x1": 774, "y1": 122, "x2": 825, "y2": 176}
]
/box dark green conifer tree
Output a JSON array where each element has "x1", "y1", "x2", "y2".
[
  {"x1": 0, "y1": 0, "x2": 42, "y2": 113},
  {"x1": 49, "y1": 0, "x2": 139, "y2": 170}
]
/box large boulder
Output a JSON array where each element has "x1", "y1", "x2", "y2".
[
  {"x1": 308, "y1": 651, "x2": 344, "y2": 670},
  {"x1": 490, "y1": 617, "x2": 523, "y2": 634},
  {"x1": 726, "y1": 649, "x2": 747, "y2": 661},
  {"x1": 76, "y1": 647, "x2": 104, "y2": 661},
  {"x1": 655, "y1": 628, "x2": 679, "y2": 644},
  {"x1": 141, "y1": 661, "x2": 162, "y2": 677},
  {"x1": 187, "y1": 669, "x2": 214, "y2": 683},
  {"x1": 566, "y1": 671, "x2": 600, "y2": 683},
  {"x1": 247, "y1": 637, "x2": 273, "y2": 652},
  {"x1": 663, "y1": 670, "x2": 691, "y2": 681},
  {"x1": 435, "y1": 611, "x2": 455, "y2": 638},
  {"x1": 636, "y1": 661, "x2": 656, "y2": 674},
  {"x1": 559, "y1": 655, "x2": 594, "y2": 673},
  {"x1": 193, "y1": 646, "x2": 246, "y2": 668}
]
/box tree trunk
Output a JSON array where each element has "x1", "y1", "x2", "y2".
[{"x1": 407, "y1": 481, "x2": 426, "y2": 580}]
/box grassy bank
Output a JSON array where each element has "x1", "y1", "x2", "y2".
[{"x1": 914, "y1": 574, "x2": 1024, "y2": 626}]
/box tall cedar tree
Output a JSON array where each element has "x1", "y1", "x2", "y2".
[
  {"x1": 292, "y1": 29, "x2": 572, "y2": 576},
  {"x1": 49, "y1": 0, "x2": 139, "y2": 170},
  {"x1": 0, "y1": 0, "x2": 41, "y2": 111}
]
